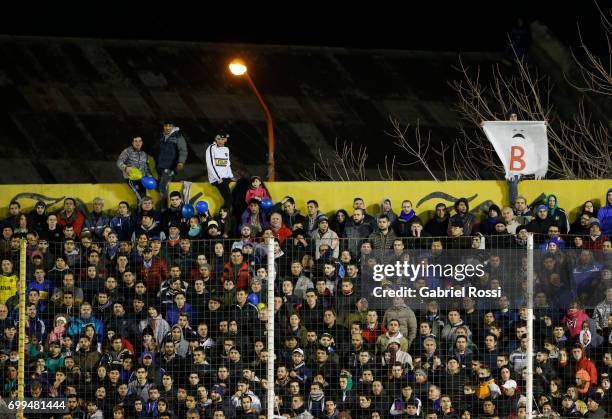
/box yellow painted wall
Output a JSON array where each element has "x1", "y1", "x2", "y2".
[{"x1": 0, "y1": 180, "x2": 609, "y2": 221}]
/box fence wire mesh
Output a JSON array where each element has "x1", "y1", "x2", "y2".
[{"x1": 2, "y1": 224, "x2": 611, "y2": 418}]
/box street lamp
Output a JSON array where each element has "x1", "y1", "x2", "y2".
[{"x1": 228, "y1": 58, "x2": 276, "y2": 181}]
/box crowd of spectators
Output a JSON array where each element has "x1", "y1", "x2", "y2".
[{"x1": 0, "y1": 184, "x2": 610, "y2": 418}]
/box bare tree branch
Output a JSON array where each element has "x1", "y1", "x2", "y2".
[
  {"x1": 300, "y1": 138, "x2": 370, "y2": 181},
  {"x1": 386, "y1": 116, "x2": 440, "y2": 182},
  {"x1": 568, "y1": 2, "x2": 612, "y2": 96},
  {"x1": 377, "y1": 154, "x2": 400, "y2": 181},
  {"x1": 449, "y1": 39, "x2": 610, "y2": 180}
]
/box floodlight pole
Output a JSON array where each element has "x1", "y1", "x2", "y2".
[{"x1": 243, "y1": 72, "x2": 275, "y2": 182}]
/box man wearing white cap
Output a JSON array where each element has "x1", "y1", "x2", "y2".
[
  {"x1": 497, "y1": 379, "x2": 521, "y2": 417},
  {"x1": 290, "y1": 348, "x2": 312, "y2": 384}
]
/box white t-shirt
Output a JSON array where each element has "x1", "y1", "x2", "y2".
[{"x1": 205, "y1": 143, "x2": 234, "y2": 183}]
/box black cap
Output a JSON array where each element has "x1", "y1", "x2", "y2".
[
  {"x1": 216, "y1": 129, "x2": 229, "y2": 139},
  {"x1": 162, "y1": 119, "x2": 175, "y2": 125},
  {"x1": 143, "y1": 246, "x2": 153, "y2": 253},
  {"x1": 588, "y1": 393, "x2": 603, "y2": 405}
]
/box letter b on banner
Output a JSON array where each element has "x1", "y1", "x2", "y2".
[{"x1": 509, "y1": 146, "x2": 526, "y2": 171}]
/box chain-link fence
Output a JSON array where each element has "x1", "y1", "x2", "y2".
[{"x1": 2, "y1": 232, "x2": 611, "y2": 418}]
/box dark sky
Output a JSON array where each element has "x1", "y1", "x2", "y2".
[{"x1": 6, "y1": 1, "x2": 607, "y2": 53}]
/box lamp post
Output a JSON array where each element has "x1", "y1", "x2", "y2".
[{"x1": 229, "y1": 59, "x2": 276, "y2": 181}]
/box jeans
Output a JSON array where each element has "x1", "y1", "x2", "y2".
[
  {"x1": 508, "y1": 175, "x2": 520, "y2": 205},
  {"x1": 213, "y1": 179, "x2": 232, "y2": 209},
  {"x1": 127, "y1": 179, "x2": 147, "y2": 205},
  {"x1": 158, "y1": 168, "x2": 175, "y2": 209}
]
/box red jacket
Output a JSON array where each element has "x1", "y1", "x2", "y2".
[
  {"x1": 137, "y1": 257, "x2": 169, "y2": 290},
  {"x1": 56, "y1": 210, "x2": 86, "y2": 237},
  {"x1": 362, "y1": 323, "x2": 388, "y2": 344},
  {"x1": 273, "y1": 224, "x2": 293, "y2": 246},
  {"x1": 574, "y1": 346, "x2": 598, "y2": 385},
  {"x1": 222, "y1": 261, "x2": 252, "y2": 290},
  {"x1": 583, "y1": 234, "x2": 609, "y2": 250}
]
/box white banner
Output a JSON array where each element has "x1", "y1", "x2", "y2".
[{"x1": 482, "y1": 121, "x2": 549, "y2": 180}]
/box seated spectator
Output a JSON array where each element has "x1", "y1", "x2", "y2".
[
  {"x1": 1, "y1": 201, "x2": 22, "y2": 230},
  {"x1": 343, "y1": 208, "x2": 374, "y2": 257},
  {"x1": 244, "y1": 175, "x2": 270, "y2": 204},
  {"x1": 480, "y1": 204, "x2": 502, "y2": 235},
  {"x1": 269, "y1": 211, "x2": 292, "y2": 246},
  {"x1": 305, "y1": 199, "x2": 324, "y2": 237},
  {"x1": 392, "y1": 200, "x2": 422, "y2": 237},
  {"x1": 379, "y1": 197, "x2": 398, "y2": 224},
  {"x1": 570, "y1": 211, "x2": 593, "y2": 236},
  {"x1": 448, "y1": 198, "x2": 476, "y2": 236},
  {"x1": 161, "y1": 191, "x2": 188, "y2": 234},
  {"x1": 0, "y1": 259, "x2": 18, "y2": 305},
  {"x1": 240, "y1": 199, "x2": 268, "y2": 236},
  {"x1": 546, "y1": 194, "x2": 570, "y2": 234},
  {"x1": 275, "y1": 196, "x2": 307, "y2": 231},
  {"x1": 83, "y1": 197, "x2": 111, "y2": 241},
  {"x1": 110, "y1": 201, "x2": 135, "y2": 242},
  {"x1": 584, "y1": 218, "x2": 609, "y2": 250},
  {"x1": 312, "y1": 216, "x2": 339, "y2": 259},
  {"x1": 528, "y1": 205, "x2": 554, "y2": 240},
  {"x1": 425, "y1": 203, "x2": 450, "y2": 237},
  {"x1": 134, "y1": 213, "x2": 165, "y2": 241},
  {"x1": 55, "y1": 198, "x2": 85, "y2": 237}
]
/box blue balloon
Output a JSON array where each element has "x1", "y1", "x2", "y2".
[
  {"x1": 195, "y1": 200, "x2": 209, "y2": 214},
  {"x1": 141, "y1": 176, "x2": 157, "y2": 190},
  {"x1": 247, "y1": 293, "x2": 259, "y2": 305},
  {"x1": 261, "y1": 198, "x2": 273, "y2": 209},
  {"x1": 182, "y1": 204, "x2": 195, "y2": 218}
]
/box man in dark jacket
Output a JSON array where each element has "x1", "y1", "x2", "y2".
[
  {"x1": 527, "y1": 205, "x2": 554, "y2": 244},
  {"x1": 448, "y1": 198, "x2": 476, "y2": 236},
  {"x1": 157, "y1": 120, "x2": 188, "y2": 209},
  {"x1": 425, "y1": 203, "x2": 450, "y2": 238},
  {"x1": 83, "y1": 197, "x2": 111, "y2": 241},
  {"x1": 343, "y1": 209, "x2": 374, "y2": 257}
]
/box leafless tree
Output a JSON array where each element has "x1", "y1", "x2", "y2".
[
  {"x1": 451, "y1": 42, "x2": 610, "y2": 179},
  {"x1": 377, "y1": 154, "x2": 400, "y2": 181},
  {"x1": 569, "y1": 2, "x2": 612, "y2": 96},
  {"x1": 304, "y1": 9, "x2": 611, "y2": 182},
  {"x1": 386, "y1": 117, "x2": 440, "y2": 181},
  {"x1": 301, "y1": 138, "x2": 369, "y2": 181}
]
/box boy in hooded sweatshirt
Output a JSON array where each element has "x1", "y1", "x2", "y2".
[{"x1": 379, "y1": 197, "x2": 398, "y2": 224}]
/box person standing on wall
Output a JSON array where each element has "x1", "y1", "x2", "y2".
[
  {"x1": 205, "y1": 130, "x2": 235, "y2": 210},
  {"x1": 507, "y1": 111, "x2": 520, "y2": 206},
  {"x1": 157, "y1": 120, "x2": 188, "y2": 209},
  {"x1": 117, "y1": 136, "x2": 153, "y2": 205}
]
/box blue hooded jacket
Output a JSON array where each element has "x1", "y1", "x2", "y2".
[{"x1": 597, "y1": 188, "x2": 612, "y2": 235}]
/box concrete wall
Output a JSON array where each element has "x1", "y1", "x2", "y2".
[{"x1": 1, "y1": 180, "x2": 609, "y2": 221}]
